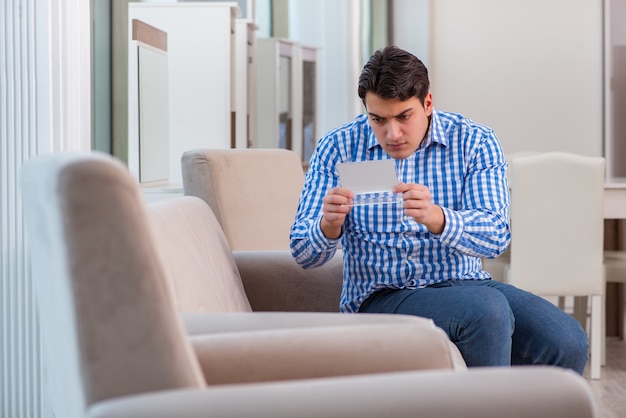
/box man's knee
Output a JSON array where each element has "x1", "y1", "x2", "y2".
[
  {"x1": 469, "y1": 287, "x2": 514, "y2": 329},
  {"x1": 450, "y1": 287, "x2": 515, "y2": 342}
]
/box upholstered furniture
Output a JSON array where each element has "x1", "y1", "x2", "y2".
[
  {"x1": 181, "y1": 148, "x2": 304, "y2": 251},
  {"x1": 22, "y1": 152, "x2": 597, "y2": 418}
]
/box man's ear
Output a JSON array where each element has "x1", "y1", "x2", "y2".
[{"x1": 424, "y1": 92, "x2": 433, "y2": 116}]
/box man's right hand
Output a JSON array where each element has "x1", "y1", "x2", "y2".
[{"x1": 320, "y1": 187, "x2": 353, "y2": 239}]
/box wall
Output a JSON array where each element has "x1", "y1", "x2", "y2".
[
  {"x1": 428, "y1": 0, "x2": 603, "y2": 158},
  {"x1": 609, "y1": 0, "x2": 626, "y2": 177}
]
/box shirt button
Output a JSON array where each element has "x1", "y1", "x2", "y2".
[
  {"x1": 408, "y1": 279, "x2": 417, "y2": 286},
  {"x1": 407, "y1": 256, "x2": 413, "y2": 261}
]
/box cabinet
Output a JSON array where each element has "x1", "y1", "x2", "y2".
[
  {"x1": 255, "y1": 38, "x2": 319, "y2": 166},
  {"x1": 296, "y1": 44, "x2": 319, "y2": 166},
  {"x1": 255, "y1": 38, "x2": 296, "y2": 152},
  {"x1": 233, "y1": 18, "x2": 257, "y2": 149},
  {"x1": 128, "y1": 2, "x2": 240, "y2": 185}
]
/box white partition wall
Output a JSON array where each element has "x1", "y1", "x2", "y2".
[
  {"x1": 429, "y1": 0, "x2": 603, "y2": 158},
  {"x1": 128, "y1": 2, "x2": 240, "y2": 185}
]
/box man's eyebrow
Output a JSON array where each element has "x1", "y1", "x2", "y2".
[{"x1": 368, "y1": 108, "x2": 413, "y2": 119}]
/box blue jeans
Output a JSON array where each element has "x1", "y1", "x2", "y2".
[{"x1": 359, "y1": 279, "x2": 589, "y2": 374}]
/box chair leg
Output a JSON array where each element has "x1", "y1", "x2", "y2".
[
  {"x1": 602, "y1": 285, "x2": 607, "y2": 366},
  {"x1": 589, "y1": 294, "x2": 602, "y2": 379},
  {"x1": 573, "y1": 296, "x2": 588, "y2": 330}
]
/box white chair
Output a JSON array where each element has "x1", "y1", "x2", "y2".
[{"x1": 503, "y1": 152, "x2": 605, "y2": 380}]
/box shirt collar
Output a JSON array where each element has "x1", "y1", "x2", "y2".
[{"x1": 422, "y1": 109, "x2": 448, "y2": 149}]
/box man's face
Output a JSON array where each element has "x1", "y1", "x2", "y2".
[{"x1": 364, "y1": 92, "x2": 433, "y2": 160}]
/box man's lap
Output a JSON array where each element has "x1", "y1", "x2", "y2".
[{"x1": 358, "y1": 278, "x2": 589, "y2": 372}]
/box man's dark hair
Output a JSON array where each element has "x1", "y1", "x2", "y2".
[{"x1": 358, "y1": 45, "x2": 430, "y2": 106}]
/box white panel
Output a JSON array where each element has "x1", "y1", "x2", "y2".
[
  {"x1": 430, "y1": 0, "x2": 603, "y2": 158},
  {"x1": 138, "y1": 45, "x2": 170, "y2": 183},
  {"x1": 129, "y1": 3, "x2": 239, "y2": 184}
]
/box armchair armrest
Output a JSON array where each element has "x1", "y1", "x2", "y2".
[
  {"x1": 181, "y1": 311, "x2": 433, "y2": 334},
  {"x1": 180, "y1": 311, "x2": 467, "y2": 372},
  {"x1": 233, "y1": 250, "x2": 343, "y2": 312},
  {"x1": 87, "y1": 367, "x2": 595, "y2": 418},
  {"x1": 189, "y1": 322, "x2": 456, "y2": 384}
]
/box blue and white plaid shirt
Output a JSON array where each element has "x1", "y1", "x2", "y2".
[{"x1": 290, "y1": 109, "x2": 511, "y2": 313}]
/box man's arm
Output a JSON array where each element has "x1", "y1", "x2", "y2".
[{"x1": 436, "y1": 135, "x2": 511, "y2": 259}]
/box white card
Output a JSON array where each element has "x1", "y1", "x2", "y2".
[{"x1": 337, "y1": 159, "x2": 401, "y2": 206}]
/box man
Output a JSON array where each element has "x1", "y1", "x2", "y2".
[{"x1": 290, "y1": 45, "x2": 588, "y2": 373}]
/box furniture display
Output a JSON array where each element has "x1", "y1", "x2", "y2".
[
  {"x1": 293, "y1": 43, "x2": 319, "y2": 166},
  {"x1": 233, "y1": 18, "x2": 257, "y2": 149},
  {"x1": 22, "y1": 151, "x2": 597, "y2": 418},
  {"x1": 255, "y1": 37, "x2": 296, "y2": 152},
  {"x1": 181, "y1": 148, "x2": 304, "y2": 251},
  {"x1": 128, "y1": 2, "x2": 241, "y2": 185}
]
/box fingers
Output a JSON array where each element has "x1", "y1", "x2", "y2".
[
  {"x1": 394, "y1": 183, "x2": 433, "y2": 221},
  {"x1": 322, "y1": 187, "x2": 353, "y2": 220},
  {"x1": 320, "y1": 187, "x2": 353, "y2": 238},
  {"x1": 323, "y1": 187, "x2": 354, "y2": 206}
]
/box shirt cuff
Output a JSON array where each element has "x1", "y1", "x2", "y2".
[
  {"x1": 437, "y1": 207, "x2": 464, "y2": 247},
  {"x1": 309, "y1": 215, "x2": 341, "y2": 252}
]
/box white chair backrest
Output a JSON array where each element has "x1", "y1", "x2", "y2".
[{"x1": 506, "y1": 152, "x2": 605, "y2": 295}]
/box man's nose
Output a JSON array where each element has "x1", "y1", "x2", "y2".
[{"x1": 386, "y1": 120, "x2": 402, "y2": 140}]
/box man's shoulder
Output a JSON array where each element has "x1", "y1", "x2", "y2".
[{"x1": 434, "y1": 109, "x2": 495, "y2": 136}]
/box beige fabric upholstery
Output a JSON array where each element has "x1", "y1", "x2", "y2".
[
  {"x1": 88, "y1": 366, "x2": 596, "y2": 418},
  {"x1": 191, "y1": 323, "x2": 457, "y2": 385},
  {"x1": 148, "y1": 197, "x2": 252, "y2": 312},
  {"x1": 22, "y1": 152, "x2": 205, "y2": 418},
  {"x1": 181, "y1": 148, "x2": 304, "y2": 251},
  {"x1": 23, "y1": 152, "x2": 597, "y2": 418}
]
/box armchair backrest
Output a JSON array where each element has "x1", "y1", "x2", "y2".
[
  {"x1": 181, "y1": 148, "x2": 305, "y2": 250},
  {"x1": 22, "y1": 152, "x2": 205, "y2": 418},
  {"x1": 506, "y1": 151, "x2": 605, "y2": 295}
]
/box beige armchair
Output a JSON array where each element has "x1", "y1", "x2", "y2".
[
  {"x1": 22, "y1": 152, "x2": 597, "y2": 418},
  {"x1": 181, "y1": 147, "x2": 346, "y2": 312},
  {"x1": 181, "y1": 148, "x2": 305, "y2": 251}
]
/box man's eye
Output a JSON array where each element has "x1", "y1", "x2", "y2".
[
  {"x1": 371, "y1": 117, "x2": 384, "y2": 124},
  {"x1": 398, "y1": 114, "x2": 410, "y2": 121}
]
